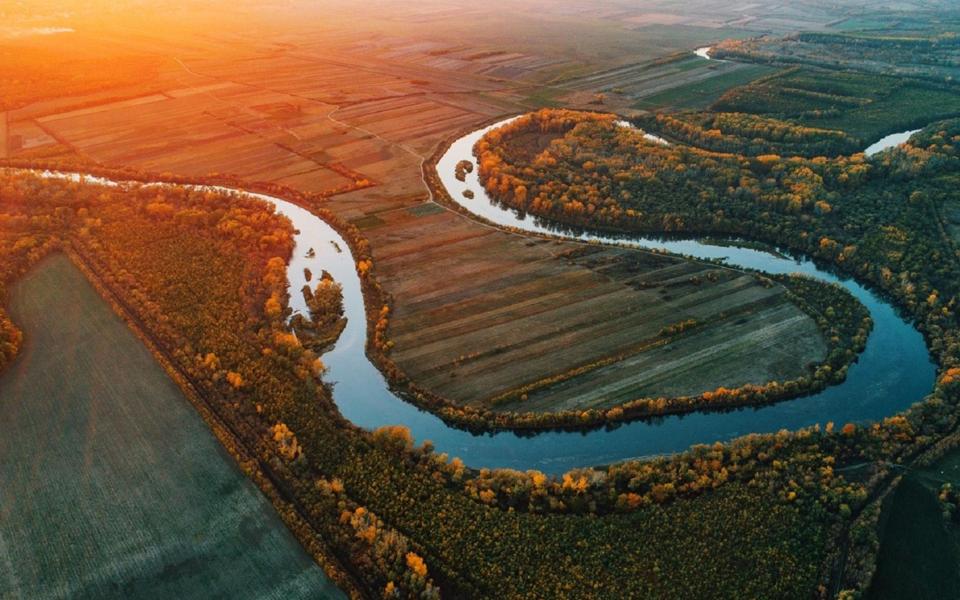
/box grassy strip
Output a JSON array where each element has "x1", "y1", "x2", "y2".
[{"x1": 485, "y1": 335, "x2": 676, "y2": 407}]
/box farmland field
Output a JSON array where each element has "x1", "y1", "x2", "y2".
[
  {"x1": 869, "y1": 448, "x2": 960, "y2": 599},
  {"x1": 711, "y1": 66, "x2": 960, "y2": 142},
  {"x1": 380, "y1": 238, "x2": 826, "y2": 412},
  {"x1": 632, "y1": 63, "x2": 779, "y2": 110},
  {"x1": 0, "y1": 255, "x2": 343, "y2": 599}
]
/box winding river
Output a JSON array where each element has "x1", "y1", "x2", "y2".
[{"x1": 12, "y1": 123, "x2": 935, "y2": 475}]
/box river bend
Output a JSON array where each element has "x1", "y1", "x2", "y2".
[{"x1": 10, "y1": 123, "x2": 935, "y2": 473}]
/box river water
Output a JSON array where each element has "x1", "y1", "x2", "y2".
[
  {"x1": 12, "y1": 121, "x2": 934, "y2": 473},
  {"x1": 865, "y1": 129, "x2": 922, "y2": 157}
]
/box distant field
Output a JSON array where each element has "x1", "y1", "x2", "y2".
[
  {"x1": 811, "y1": 84, "x2": 960, "y2": 142},
  {"x1": 830, "y1": 17, "x2": 895, "y2": 32},
  {"x1": 632, "y1": 63, "x2": 779, "y2": 110},
  {"x1": 539, "y1": 52, "x2": 778, "y2": 113},
  {"x1": 0, "y1": 256, "x2": 342, "y2": 600},
  {"x1": 869, "y1": 448, "x2": 960, "y2": 599}
]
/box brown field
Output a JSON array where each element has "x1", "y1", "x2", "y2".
[
  {"x1": 375, "y1": 235, "x2": 825, "y2": 410},
  {"x1": 554, "y1": 55, "x2": 768, "y2": 111},
  {"x1": 1, "y1": 5, "x2": 838, "y2": 416}
]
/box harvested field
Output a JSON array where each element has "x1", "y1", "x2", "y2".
[
  {"x1": 517, "y1": 301, "x2": 822, "y2": 412},
  {"x1": 0, "y1": 256, "x2": 342, "y2": 599},
  {"x1": 528, "y1": 52, "x2": 779, "y2": 113},
  {"x1": 633, "y1": 63, "x2": 779, "y2": 109},
  {"x1": 8, "y1": 119, "x2": 55, "y2": 152},
  {"x1": 622, "y1": 13, "x2": 689, "y2": 26},
  {"x1": 371, "y1": 219, "x2": 826, "y2": 411},
  {"x1": 30, "y1": 85, "x2": 358, "y2": 193},
  {"x1": 7, "y1": 35, "x2": 512, "y2": 197},
  {"x1": 560, "y1": 54, "x2": 725, "y2": 95}
]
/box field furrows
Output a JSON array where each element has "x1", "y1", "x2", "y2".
[{"x1": 372, "y1": 215, "x2": 826, "y2": 407}]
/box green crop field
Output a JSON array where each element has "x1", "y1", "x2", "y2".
[
  {"x1": 0, "y1": 255, "x2": 343, "y2": 600},
  {"x1": 869, "y1": 449, "x2": 960, "y2": 600},
  {"x1": 633, "y1": 64, "x2": 779, "y2": 110}
]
